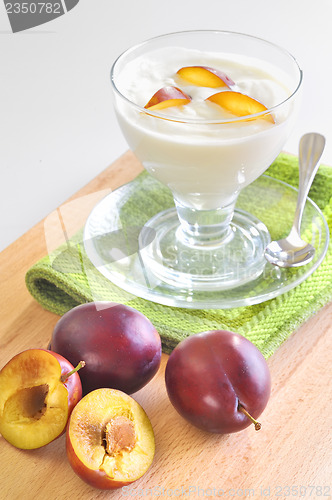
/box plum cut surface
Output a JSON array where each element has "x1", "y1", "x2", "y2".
[
  {"x1": 0, "y1": 350, "x2": 69, "y2": 449},
  {"x1": 67, "y1": 388, "x2": 155, "y2": 489},
  {"x1": 177, "y1": 66, "x2": 234, "y2": 88},
  {"x1": 144, "y1": 86, "x2": 191, "y2": 111},
  {"x1": 207, "y1": 91, "x2": 274, "y2": 123}
]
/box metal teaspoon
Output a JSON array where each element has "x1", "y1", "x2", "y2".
[{"x1": 264, "y1": 132, "x2": 326, "y2": 268}]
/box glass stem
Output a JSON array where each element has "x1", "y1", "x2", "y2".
[{"x1": 174, "y1": 197, "x2": 237, "y2": 247}]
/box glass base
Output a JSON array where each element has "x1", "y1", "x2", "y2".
[
  {"x1": 83, "y1": 174, "x2": 329, "y2": 309},
  {"x1": 140, "y1": 208, "x2": 270, "y2": 291}
]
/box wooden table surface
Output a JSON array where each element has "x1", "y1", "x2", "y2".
[{"x1": 1, "y1": 152, "x2": 332, "y2": 500}]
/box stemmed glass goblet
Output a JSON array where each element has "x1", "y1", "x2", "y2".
[{"x1": 109, "y1": 31, "x2": 302, "y2": 302}]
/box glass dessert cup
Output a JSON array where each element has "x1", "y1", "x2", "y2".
[{"x1": 109, "y1": 30, "x2": 303, "y2": 299}]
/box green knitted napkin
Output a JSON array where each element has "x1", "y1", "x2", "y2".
[{"x1": 25, "y1": 153, "x2": 332, "y2": 357}]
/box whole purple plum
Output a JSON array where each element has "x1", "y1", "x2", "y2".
[
  {"x1": 51, "y1": 302, "x2": 162, "y2": 395},
  {"x1": 165, "y1": 330, "x2": 271, "y2": 434}
]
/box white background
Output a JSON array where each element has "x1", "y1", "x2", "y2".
[{"x1": 0, "y1": 0, "x2": 331, "y2": 251}]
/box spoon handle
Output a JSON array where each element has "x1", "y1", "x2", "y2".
[{"x1": 292, "y1": 133, "x2": 326, "y2": 235}]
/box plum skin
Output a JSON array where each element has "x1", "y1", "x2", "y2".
[
  {"x1": 165, "y1": 330, "x2": 271, "y2": 434},
  {"x1": 51, "y1": 302, "x2": 162, "y2": 395},
  {"x1": 66, "y1": 433, "x2": 133, "y2": 489},
  {"x1": 46, "y1": 350, "x2": 83, "y2": 419}
]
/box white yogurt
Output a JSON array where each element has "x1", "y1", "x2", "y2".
[{"x1": 113, "y1": 47, "x2": 298, "y2": 210}]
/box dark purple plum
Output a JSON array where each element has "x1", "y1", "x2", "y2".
[
  {"x1": 165, "y1": 330, "x2": 271, "y2": 434},
  {"x1": 50, "y1": 302, "x2": 161, "y2": 395}
]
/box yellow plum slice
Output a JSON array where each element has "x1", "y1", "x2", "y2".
[
  {"x1": 206, "y1": 91, "x2": 274, "y2": 123},
  {"x1": 144, "y1": 86, "x2": 191, "y2": 111},
  {"x1": 177, "y1": 66, "x2": 235, "y2": 89}
]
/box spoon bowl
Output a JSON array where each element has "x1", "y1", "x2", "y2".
[
  {"x1": 265, "y1": 132, "x2": 326, "y2": 268},
  {"x1": 264, "y1": 235, "x2": 315, "y2": 268}
]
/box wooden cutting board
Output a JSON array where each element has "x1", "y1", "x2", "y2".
[{"x1": 1, "y1": 151, "x2": 331, "y2": 500}]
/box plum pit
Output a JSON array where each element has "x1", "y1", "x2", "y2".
[{"x1": 104, "y1": 416, "x2": 136, "y2": 456}]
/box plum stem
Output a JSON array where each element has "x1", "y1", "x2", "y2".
[
  {"x1": 61, "y1": 361, "x2": 85, "y2": 383},
  {"x1": 238, "y1": 403, "x2": 261, "y2": 431}
]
